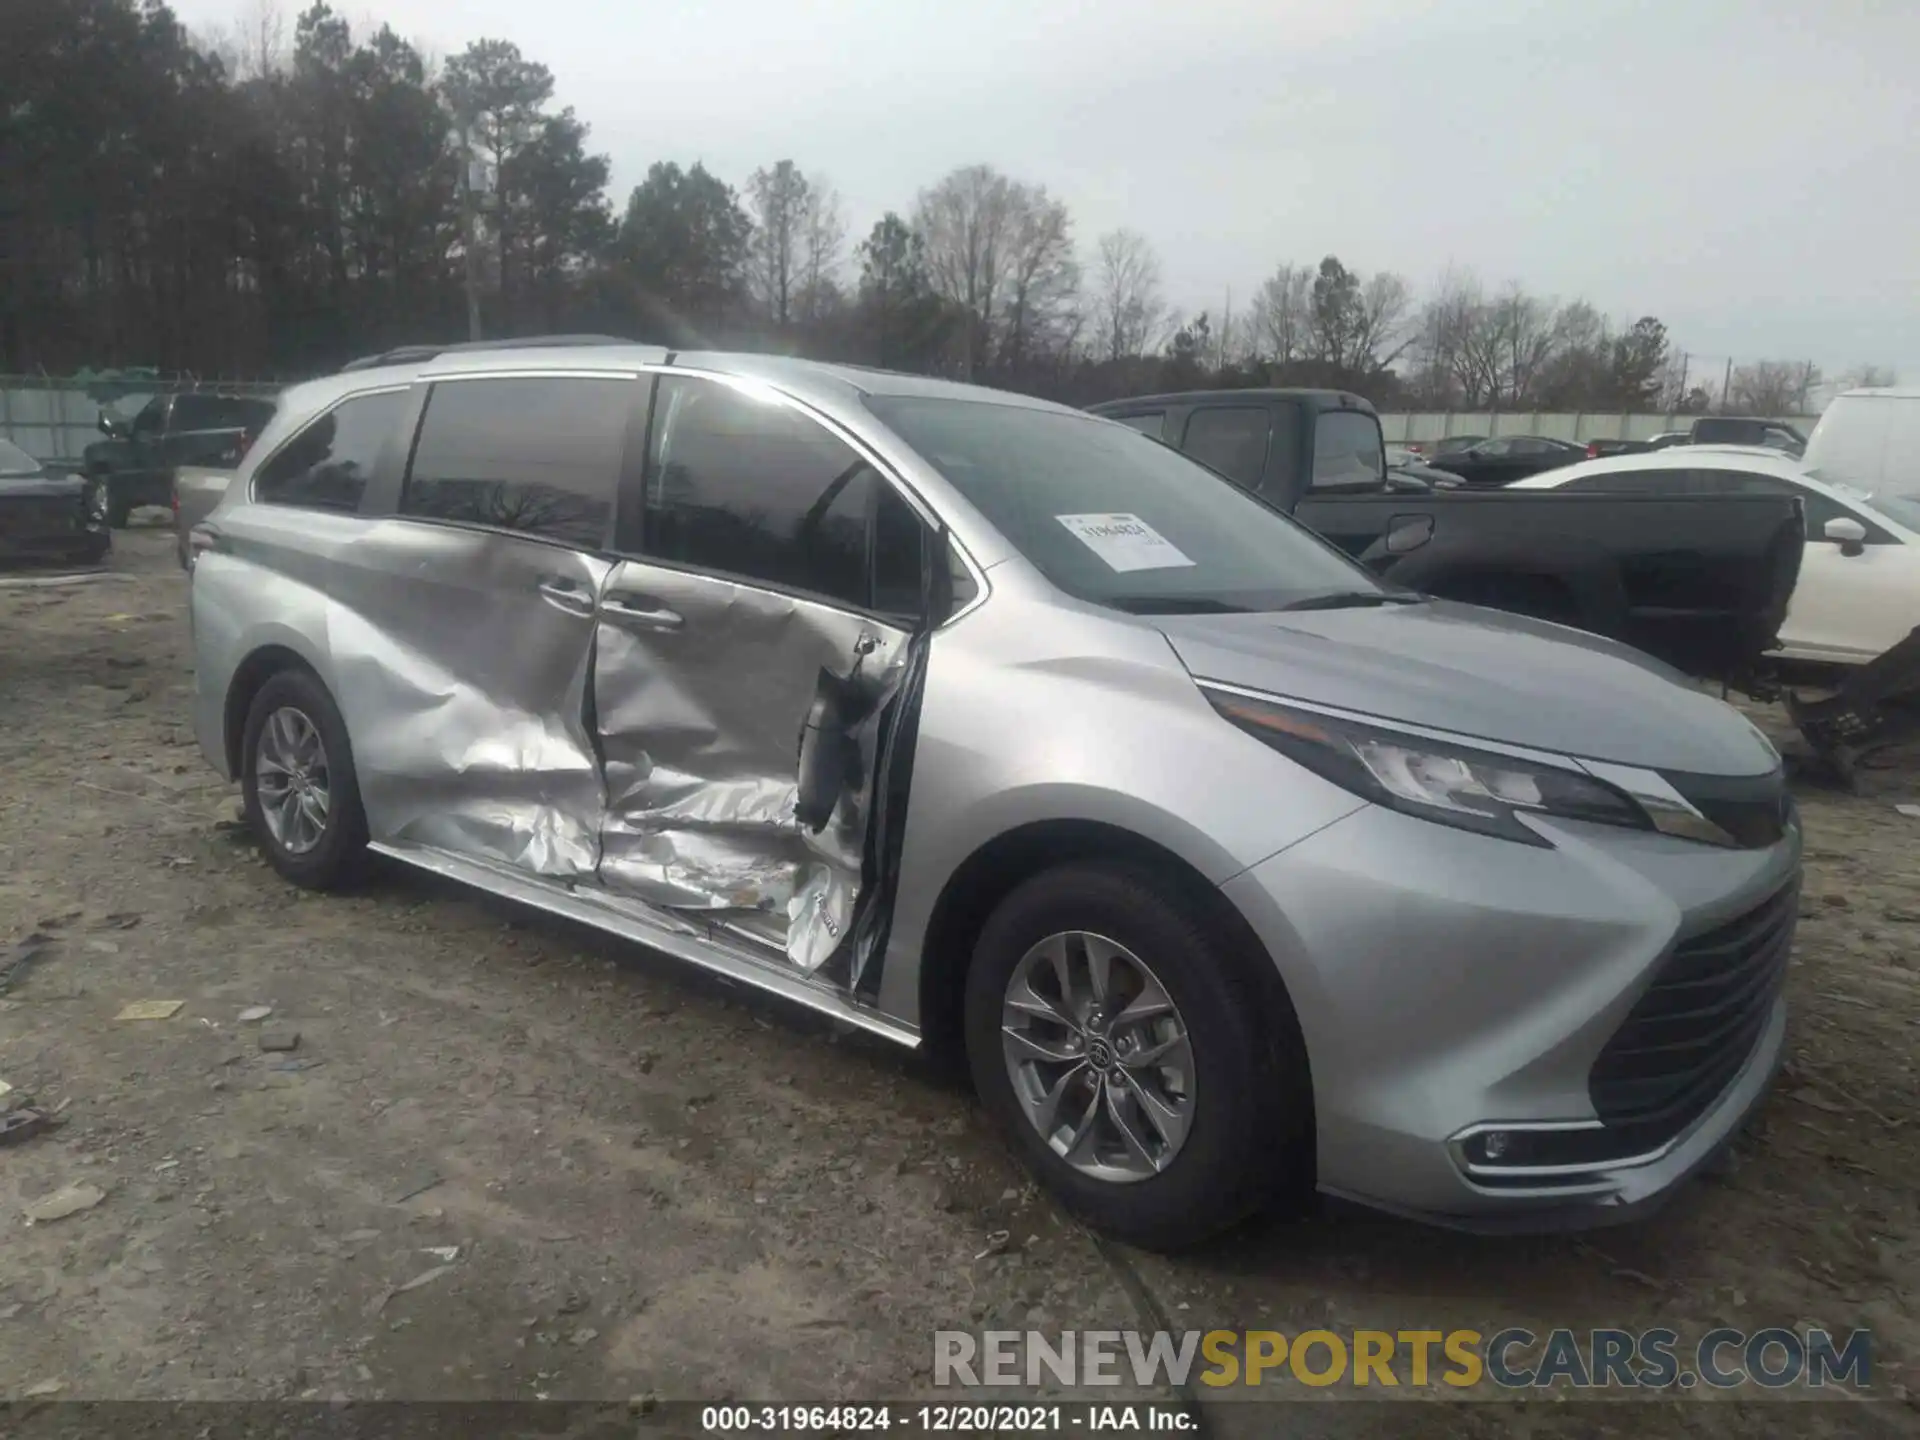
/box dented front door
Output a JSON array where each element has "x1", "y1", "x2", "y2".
[
  {"x1": 592, "y1": 564, "x2": 910, "y2": 967},
  {"x1": 591, "y1": 372, "x2": 921, "y2": 972}
]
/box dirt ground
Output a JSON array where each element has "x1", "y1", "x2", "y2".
[{"x1": 2, "y1": 527, "x2": 1917, "y2": 1436}]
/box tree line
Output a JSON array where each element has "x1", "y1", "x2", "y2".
[{"x1": 1, "y1": 0, "x2": 1892, "y2": 414}]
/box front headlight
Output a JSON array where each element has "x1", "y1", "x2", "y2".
[
  {"x1": 1203, "y1": 687, "x2": 1652, "y2": 847},
  {"x1": 84, "y1": 478, "x2": 108, "y2": 519}
]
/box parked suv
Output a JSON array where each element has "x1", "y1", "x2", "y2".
[{"x1": 189, "y1": 340, "x2": 1800, "y2": 1247}]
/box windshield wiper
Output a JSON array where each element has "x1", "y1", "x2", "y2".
[
  {"x1": 1276, "y1": 590, "x2": 1422, "y2": 613},
  {"x1": 1103, "y1": 595, "x2": 1253, "y2": 615}
]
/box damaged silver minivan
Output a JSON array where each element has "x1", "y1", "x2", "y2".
[{"x1": 190, "y1": 340, "x2": 1801, "y2": 1248}]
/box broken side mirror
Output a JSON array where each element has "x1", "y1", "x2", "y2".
[{"x1": 1825, "y1": 516, "x2": 1867, "y2": 557}]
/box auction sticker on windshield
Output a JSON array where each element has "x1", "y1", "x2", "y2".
[{"x1": 1055, "y1": 513, "x2": 1195, "y2": 572}]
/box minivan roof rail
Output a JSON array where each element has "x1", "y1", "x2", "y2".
[{"x1": 338, "y1": 334, "x2": 633, "y2": 374}]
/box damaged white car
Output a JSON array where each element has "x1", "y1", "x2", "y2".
[{"x1": 190, "y1": 339, "x2": 1800, "y2": 1248}]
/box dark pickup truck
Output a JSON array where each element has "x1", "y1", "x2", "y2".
[
  {"x1": 85, "y1": 391, "x2": 276, "y2": 526},
  {"x1": 1089, "y1": 389, "x2": 1806, "y2": 682}
]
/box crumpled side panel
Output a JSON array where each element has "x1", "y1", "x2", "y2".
[
  {"x1": 330, "y1": 520, "x2": 610, "y2": 877},
  {"x1": 593, "y1": 561, "x2": 910, "y2": 970}
]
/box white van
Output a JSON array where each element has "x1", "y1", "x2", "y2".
[{"x1": 1803, "y1": 387, "x2": 1920, "y2": 491}]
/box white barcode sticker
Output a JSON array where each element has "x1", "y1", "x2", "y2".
[{"x1": 1054, "y1": 513, "x2": 1195, "y2": 573}]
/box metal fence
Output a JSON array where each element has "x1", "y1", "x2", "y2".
[
  {"x1": 0, "y1": 377, "x2": 283, "y2": 464},
  {"x1": 2, "y1": 377, "x2": 1824, "y2": 467},
  {"x1": 1377, "y1": 411, "x2": 1820, "y2": 445}
]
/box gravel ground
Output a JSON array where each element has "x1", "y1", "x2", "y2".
[{"x1": 1, "y1": 528, "x2": 1916, "y2": 1436}]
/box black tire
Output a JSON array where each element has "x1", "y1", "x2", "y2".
[
  {"x1": 105, "y1": 487, "x2": 131, "y2": 529},
  {"x1": 963, "y1": 862, "x2": 1312, "y2": 1251},
  {"x1": 240, "y1": 668, "x2": 369, "y2": 890}
]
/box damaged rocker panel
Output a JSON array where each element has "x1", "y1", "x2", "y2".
[{"x1": 366, "y1": 840, "x2": 922, "y2": 1047}]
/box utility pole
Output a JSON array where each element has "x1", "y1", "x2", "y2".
[
  {"x1": 1721, "y1": 356, "x2": 1734, "y2": 412},
  {"x1": 459, "y1": 135, "x2": 483, "y2": 342},
  {"x1": 1219, "y1": 286, "x2": 1232, "y2": 370}
]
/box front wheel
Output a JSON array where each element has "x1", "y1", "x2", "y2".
[
  {"x1": 240, "y1": 670, "x2": 369, "y2": 890},
  {"x1": 100, "y1": 478, "x2": 132, "y2": 530},
  {"x1": 963, "y1": 862, "x2": 1312, "y2": 1250}
]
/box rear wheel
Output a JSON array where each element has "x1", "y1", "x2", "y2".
[
  {"x1": 963, "y1": 862, "x2": 1312, "y2": 1250},
  {"x1": 240, "y1": 670, "x2": 368, "y2": 890}
]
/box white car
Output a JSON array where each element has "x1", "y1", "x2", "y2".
[{"x1": 1509, "y1": 446, "x2": 1920, "y2": 667}]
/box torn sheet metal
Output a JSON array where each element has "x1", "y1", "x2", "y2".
[
  {"x1": 593, "y1": 561, "x2": 910, "y2": 970},
  {"x1": 329, "y1": 519, "x2": 611, "y2": 876}
]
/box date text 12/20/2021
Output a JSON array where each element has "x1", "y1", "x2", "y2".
[{"x1": 700, "y1": 1404, "x2": 1198, "y2": 1432}]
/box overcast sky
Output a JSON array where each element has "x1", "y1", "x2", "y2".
[{"x1": 175, "y1": 0, "x2": 1919, "y2": 380}]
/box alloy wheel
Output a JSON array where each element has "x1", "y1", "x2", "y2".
[
  {"x1": 1000, "y1": 931, "x2": 1196, "y2": 1184},
  {"x1": 255, "y1": 706, "x2": 331, "y2": 856}
]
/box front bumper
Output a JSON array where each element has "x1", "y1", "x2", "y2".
[
  {"x1": 0, "y1": 498, "x2": 111, "y2": 565},
  {"x1": 1223, "y1": 798, "x2": 1800, "y2": 1230}
]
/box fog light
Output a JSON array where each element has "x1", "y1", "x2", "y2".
[{"x1": 1481, "y1": 1131, "x2": 1511, "y2": 1160}]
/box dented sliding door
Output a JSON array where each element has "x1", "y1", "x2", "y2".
[{"x1": 338, "y1": 373, "x2": 636, "y2": 876}]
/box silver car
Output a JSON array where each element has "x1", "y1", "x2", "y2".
[{"x1": 188, "y1": 341, "x2": 1800, "y2": 1248}]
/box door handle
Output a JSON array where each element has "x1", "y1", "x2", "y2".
[
  {"x1": 535, "y1": 576, "x2": 595, "y2": 616},
  {"x1": 602, "y1": 594, "x2": 686, "y2": 631}
]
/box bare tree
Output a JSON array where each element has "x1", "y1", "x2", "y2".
[
  {"x1": 1729, "y1": 360, "x2": 1822, "y2": 415},
  {"x1": 1253, "y1": 263, "x2": 1311, "y2": 366},
  {"x1": 1655, "y1": 347, "x2": 1694, "y2": 411},
  {"x1": 1091, "y1": 229, "x2": 1165, "y2": 361},
  {"x1": 795, "y1": 179, "x2": 847, "y2": 327},
  {"x1": 242, "y1": 0, "x2": 289, "y2": 78},
  {"x1": 1353, "y1": 270, "x2": 1413, "y2": 371},
  {"x1": 1840, "y1": 363, "x2": 1899, "y2": 390},
  {"x1": 201, "y1": 0, "x2": 288, "y2": 80},
  {"x1": 913, "y1": 165, "x2": 1086, "y2": 379},
  {"x1": 1411, "y1": 270, "x2": 1500, "y2": 406},
  {"x1": 914, "y1": 165, "x2": 1020, "y2": 379},
  {"x1": 746, "y1": 161, "x2": 810, "y2": 330},
  {"x1": 1486, "y1": 285, "x2": 1557, "y2": 406},
  {"x1": 997, "y1": 186, "x2": 1078, "y2": 373}
]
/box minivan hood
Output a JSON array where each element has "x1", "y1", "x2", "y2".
[{"x1": 1157, "y1": 600, "x2": 1778, "y2": 776}]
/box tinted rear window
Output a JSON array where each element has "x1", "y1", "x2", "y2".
[
  {"x1": 1181, "y1": 407, "x2": 1270, "y2": 489},
  {"x1": 402, "y1": 377, "x2": 628, "y2": 548},
  {"x1": 253, "y1": 389, "x2": 405, "y2": 512},
  {"x1": 1311, "y1": 410, "x2": 1386, "y2": 489}
]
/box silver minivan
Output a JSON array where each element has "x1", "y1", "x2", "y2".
[{"x1": 189, "y1": 341, "x2": 1800, "y2": 1248}]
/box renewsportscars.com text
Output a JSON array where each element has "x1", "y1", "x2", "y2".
[{"x1": 934, "y1": 1327, "x2": 1872, "y2": 1391}]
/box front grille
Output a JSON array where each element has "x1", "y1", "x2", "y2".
[
  {"x1": 6, "y1": 497, "x2": 80, "y2": 533},
  {"x1": 1588, "y1": 883, "x2": 1795, "y2": 1151}
]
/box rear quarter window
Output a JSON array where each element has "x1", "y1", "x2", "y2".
[{"x1": 253, "y1": 389, "x2": 407, "y2": 514}]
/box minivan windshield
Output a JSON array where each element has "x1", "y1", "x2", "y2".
[{"x1": 867, "y1": 396, "x2": 1385, "y2": 614}]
